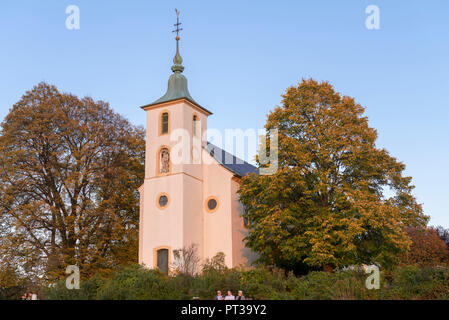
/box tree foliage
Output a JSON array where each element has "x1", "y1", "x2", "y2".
[
  {"x1": 435, "y1": 226, "x2": 449, "y2": 248},
  {"x1": 238, "y1": 79, "x2": 428, "y2": 273},
  {"x1": 399, "y1": 227, "x2": 449, "y2": 266},
  {"x1": 0, "y1": 83, "x2": 145, "y2": 283},
  {"x1": 0, "y1": 263, "x2": 30, "y2": 300}
]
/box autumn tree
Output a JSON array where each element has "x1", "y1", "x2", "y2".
[
  {"x1": 399, "y1": 227, "x2": 449, "y2": 265},
  {"x1": 238, "y1": 79, "x2": 428, "y2": 273},
  {"x1": 0, "y1": 262, "x2": 28, "y2": 300},
  {"x1": 0, "y1": 83, "x2": 145, "y2": 283},
  {"x1": 435, "y1": 226, "x2": 449, "y2": 248}
]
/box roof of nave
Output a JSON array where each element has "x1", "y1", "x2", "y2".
[{"x1": 204, "y1": 142, "x2": 259, "y2": 178}]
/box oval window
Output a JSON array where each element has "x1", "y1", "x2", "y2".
[
  {"x1": 208, "y1": 199, "x2": 217, "y2": 211},
  {"x1": 205, "y1": 196, "x2": 219, "y2": 213},
  {"x1": 157, "y1": 193, "x2": 169, "y2": 210}
]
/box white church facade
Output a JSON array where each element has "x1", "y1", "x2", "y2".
[{"x1": 138, "y1": 29, "x2": 258, "y2": 274}]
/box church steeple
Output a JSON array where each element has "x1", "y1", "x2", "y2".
[
  {"x1": 171, "y1": 10, "x2": 184, "y2": 74},
  {"x1": 149, "y1": 9, "x2": 201, "y2": 108}
]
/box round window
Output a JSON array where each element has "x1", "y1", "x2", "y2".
[
  {"x1": 208, "y1": 199, "x2": 217, "y2": 211},
  {"x1": 205, "y1": 196, "x2": 219, "y2": 213},
  {"x1": 157, "y1": 193, "x2": 169, "y2": 209}
]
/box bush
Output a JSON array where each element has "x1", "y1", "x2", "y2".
[
  {"x1": 291, "y1": 270, "x2": 373, "y2": 300},
  {"x1": 96, "y1": 266, "x2": 171, "y2": 300},
  {"x1": 44, "y1": 264, "x2": 449, "y2": 300},
  {"x1": 45, "y1": 275, "x2": 105, "y2": 300},
  {"x1": 192, "y1": 267, "x2": 242, "y2": 299},
  {"x1": 239, "y1": 267, "x2": 296, "y2": 300},
  {"x1": 385, "y1": 265, "x2": 449, "y2": 299}
]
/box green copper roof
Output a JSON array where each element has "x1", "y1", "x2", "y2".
[{"x1": 142, "y1": 36, "x2": 212, "y2": 115}]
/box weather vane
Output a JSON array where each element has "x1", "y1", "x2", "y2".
[{"x1": 172, "y1": 9, "x2": 183, "y2": 38}]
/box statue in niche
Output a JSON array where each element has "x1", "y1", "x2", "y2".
[{"x1": 160, "y1": 148, "x2": 170, "y2": 174}]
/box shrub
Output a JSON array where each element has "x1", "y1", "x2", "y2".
[
  {"x1": 386, "y1": 265, "x2": 449, "y2": 299},
  {"x1": 291, "y1": 270, "x2": 368, "y2": 300},
  {"x1": 96, "y1": 265, "x2": 181, "y2": 300},
  {"x1": 239, "y1": 267, "x2": 295, "y2": 300},
  {"x1": 43, "y1": 264, "x2": 449, "y2": 300},
  {"x1": 45, "y1": 275, "x2": 103, "y2": 300}
]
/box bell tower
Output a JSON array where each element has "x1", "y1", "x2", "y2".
[{"x1": 138, "y1": 9, "x2": 212, "y2": 274}]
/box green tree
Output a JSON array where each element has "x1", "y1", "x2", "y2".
[
  {"x1": 0, "y1": 83, "x2": 145, "y2": 283},
  {"x1": 238, "y1": 79, "x2": 428, "y2": 273}
]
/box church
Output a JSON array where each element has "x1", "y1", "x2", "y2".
[{"x1": 138, "y1": 21, "x2": 258, "y2": 274}]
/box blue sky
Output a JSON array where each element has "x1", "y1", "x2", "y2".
[{"x1": 1, "y1": 1, "x2": 448, "y2": 226}]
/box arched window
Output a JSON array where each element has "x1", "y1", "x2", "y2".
[
  {"x1": 193, "y1": 115, "x2": 198, "y2": 137},
  {"x1": 159, "y1": 148, "x2": 170, "y2": 174},
  {"x1": 156, "y1": 248, "x2": 169, "y2": 275},
  {"x1": 161, "y1": 112, "x2": 169, "y2": 135}
]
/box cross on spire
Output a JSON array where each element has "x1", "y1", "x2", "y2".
[
  {"x1": 171, "y1": 9, "x2": 184, "y2": 73},
  {"x1": 172, "y1": 9, "x2": 183, "y2": 38}
]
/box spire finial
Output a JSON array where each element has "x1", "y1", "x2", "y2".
[{"x1": 171, "y1": 9, "x2": 184, "y2": 73}]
